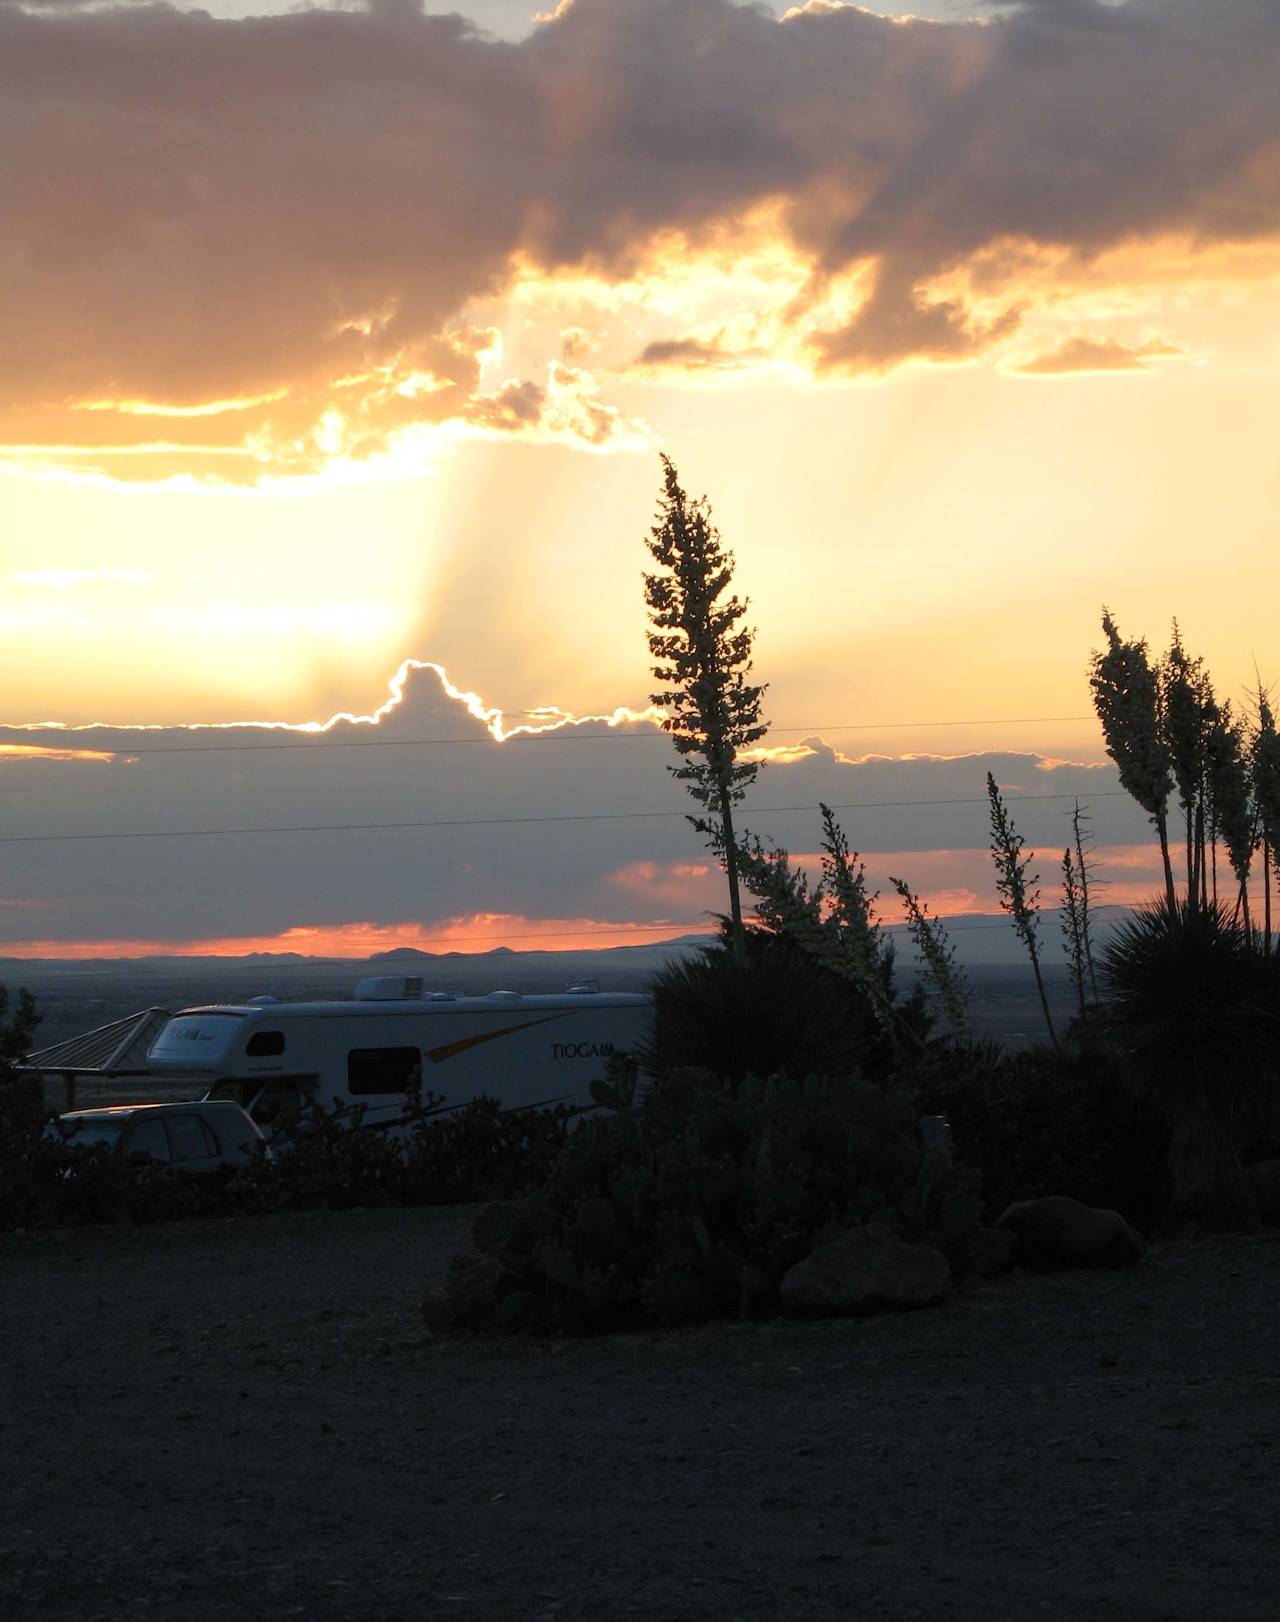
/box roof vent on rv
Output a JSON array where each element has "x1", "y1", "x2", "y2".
[
  {"x1": 485, "y1": 990, "x2": 524, "y2": 1001},
  {"x1": 354, "y1": 976, "x2": 425, "y2": 1001}
]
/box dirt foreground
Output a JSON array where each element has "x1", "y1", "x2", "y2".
[{"x1": 3, "y1": 1207, "x2": 1279, "y2": 1622}]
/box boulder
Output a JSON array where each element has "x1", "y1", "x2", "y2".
[
  {"x1": 996, "y1": 1196, "x2": 1144, "y2": 1270},
  {"x1": 1244, "y1": 1160, "x2": 1280, "y2": 1221},
  {"x1": 780, "y1": 1227, "x2": 952, "y2": 1317}
]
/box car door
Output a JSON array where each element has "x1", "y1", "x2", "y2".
[
  {"x1": 163, "y1": 1111, "x2": 226, "y2": 1173},
  {"x1": 120, "y1": 1115, "x2": 173, "y2": 1167}
]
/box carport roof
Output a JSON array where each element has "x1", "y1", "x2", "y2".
[{"x1": 21, "y1": 1006, "x2": 172, "y2": 1076}]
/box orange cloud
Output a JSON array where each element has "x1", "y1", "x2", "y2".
[
  {"x1": 0, "y1": 914, "x2": 716, "y2": 962},
  {"x1": 754, "y1": 843, "x2": 1169, "y2": 920},
  {"x1": 607, "y1": 859, "x2": 718, "y2": 907},
  {"x1": 1014, "y1": 335, "x2": 1183, "y2": 377}
]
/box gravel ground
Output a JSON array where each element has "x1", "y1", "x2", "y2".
[{"x1": 3, "y1": 1208, "x2": 1280, "y2": 1622}]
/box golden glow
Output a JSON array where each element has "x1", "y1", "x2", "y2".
[
  {"x1": 4, "y1": 184, "x2": 1280, "y2": 745},
  {"x1": 0, "y1": 744, "x2": 124, "y2": 764},
  {"x1": 73, "y1": 391, "x2": 290, "y2": 419}
]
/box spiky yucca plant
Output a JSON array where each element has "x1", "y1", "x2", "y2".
[
  {"x1": 1101, "y1": 898, "x2": 1280, "y2": 1226},
  {"x1": 642, "y1": 936, "x2": 873, "y2": 1084}
]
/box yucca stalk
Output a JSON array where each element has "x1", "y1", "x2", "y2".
[
  {"x1": 731, "y1": 830, "x2": 826, "y2": 944},
  {"x1": 1071, "y1": 799, "x2": 1102, "y2": 1003},
  {"x1": 1089, "y1": 609, "x2": 1176, "y2": 906},
  {"x1": 987, "y1": 772, "x2": 1059, "y2": 1051},
  {"x1": 1252, "y1": 684, "x2": 1280, "y2": 956},
  {"x1": 889, "y1": 876, "x2": 969, "y2": 1038},
  {"x1": 1207, "y1": 702, "x2": 1255, "y2": 937},
  {"x1": 818, "y1": 802, "x2": 896, "y2": 1035},
  {"x1": 1161, "y1": 623, "x2": 1216, "y2": 899},
  {"x1": 1061, "y1": 845, "x2": 1088, "y2": 1020},
  {"x1": 644, "y1": 455, "x2": 768, "y2": 965},
  {"x1": 731, "y1": 811, "x2": 921, "y2": 1052}
]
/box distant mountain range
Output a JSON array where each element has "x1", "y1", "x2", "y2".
[{"x1": 0, "y1": 911, "x2": 1132, "y2": 975}]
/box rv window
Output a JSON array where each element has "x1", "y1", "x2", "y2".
[
  {"x1": 246, "y1": 1030, "x2": 285, "y2": 1057},
  {"x1": 347, "y1": 1046, "x2": 421, "y2": 1095}
]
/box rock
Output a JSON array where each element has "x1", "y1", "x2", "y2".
[
  {"x1": 1244, "y1": 1160, "x2": 1280, "y2": 1221},
  {"x1": 422, "y1": 1252, "x2": 507, "y2": 1332},
  {"x1": 996, "y1": 1196, "x2": 1144, "y2": 1270},
  {"x1": 965, "y1": 1226, "x2": 1015, "y2": 1278},
  {"x1": 779, "y1": 1227, "x2": 952, "y2": 1317}
]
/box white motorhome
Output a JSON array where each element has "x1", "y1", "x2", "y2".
[{"x1": 145, "y1": 976, "x2": 653, "y2": 1131}]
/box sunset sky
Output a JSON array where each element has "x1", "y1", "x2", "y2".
[{"x1": 2, "y1": 0, "x2": 1277, "y2": 956}]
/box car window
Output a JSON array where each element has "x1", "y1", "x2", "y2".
[
  {"x1": 124, "y1": 1117, "x2": 172, "y2": 1163},
  {"x1": 167, "y1": 1113, "x2": 219, "y2": 1162},
  {"x1": 246, "y1": 1030, "x2": 285, "y2": 1057},
  {"x1": 59, "y1": 1118, "x2": 128, "y2": 1149}
]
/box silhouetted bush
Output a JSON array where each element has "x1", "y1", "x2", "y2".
[
  {"x1": 1101, "y1": 897, "x2": 1280, "y2": 1226},
  {"x1": 642, "y1": 938, "x2": 877, "y2": 1083},
  {"x1": 231, "y1": 1092, "x2": 576, "y2": 1215},
  {"x1": 400, "y1": 1095, "x2": 575, "y2": 1204},
  {"x1": 429, "y1": 1066, "x2": 981, "y2": 1335},
  {"x1": 910, "y1": 1040, "x2": 1166, "y2": 1231}
]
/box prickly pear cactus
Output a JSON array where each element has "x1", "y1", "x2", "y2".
[{"x1": 446, "y1": 1067, "x2": 978, "y2": 1333}]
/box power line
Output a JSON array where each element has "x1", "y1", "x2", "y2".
[
  {"x1": 11, "y1": 713, "x2": 1100, "y2": 758},
  {"x1": 0, "y1": 789, "x2": 1131, "y2": 846}
]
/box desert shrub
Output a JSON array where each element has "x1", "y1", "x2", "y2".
[
  {"x1": 910, "y1": 1041, "x2": 1166, "y2": 1230},
  {"x1": 231, "y1": 1092, "x2": 575, "y2": 1215},
  {"x1": 431, "y1": 1067, "x2": 980, "y2": 1335},
  {"x1": 0, "y1": 988, "x2": 61, "y2": 1233},
  {"x1": 1100, "y1": 897, "x2": 1280, "y2": 1226},
  {"x1": 400, "y1": 1096, "x2": 575, "y2": 1204},
  {"x1": 642, "y1": 938, "x2": 876, "y2": 1083},
  {"x1": 230, "y1": 1094, "x2": 409, "y2": 1213},
  {"x1": 3, "y1": 1107, "x2": 206, "y2": 1232}
]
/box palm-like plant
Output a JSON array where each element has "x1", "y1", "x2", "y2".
[{"x1": 1101, "y1": 898, "x2": 1280, "y2": 1226}]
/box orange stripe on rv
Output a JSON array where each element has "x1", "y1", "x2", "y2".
[{"x1": 423, "y1": 1013, "x2": 567, "y2": 1065}]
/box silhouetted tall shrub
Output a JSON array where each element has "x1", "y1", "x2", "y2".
[{"x1": 1101, "y1": 898, "x2": 1280, "y2": 1226}]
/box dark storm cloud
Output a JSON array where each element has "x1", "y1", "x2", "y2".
[
  {"x1": 0, "y1": 663, "x2": 1150, "y2": 944},
  {"x1": 1, "y1": 0, "x2": 1276, "y2": 470}
]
